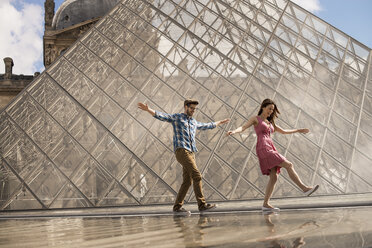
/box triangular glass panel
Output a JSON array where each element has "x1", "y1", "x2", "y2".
[
  {"x1": 355, "y1": 130, "x2": 372, "y2": 161},
  {"x1": 98, "y1": 181, "x2": 139, "y2": 206},
  {"x1": 2, "y1": 185, "x2": 44, "y2": 211},
  {"x1": 24, "y1": 159, "x2": 76, "y2": 207},
  {"x1": 229, "y1": 176, "x2": 263, "y2": 200},
  {"x1": 308, "y1": 16, "x2": 327, "y2": 35},
  {"x1": 49, "y1": 183, "x2": 93, "y2": 209},
  {"x1": 346, "y1": 172, "x2": 372, "y2": 194},
  {"x1": 351, "y1": 41, "x2": 370, "y2": 61},
  {"x1": 203, "y1": 156, "x2": 244, "y2": 198},
  {"x1": 326, "y1": 28, "x2": 348, "y2": 48},
  {"x1": 290, "y1": 3, "x2": 307, "y2": 23},
  {"x1": 0, "y1": 157, "x2": 44, "y2": 210},
  {"x1": 134, "y1": 134, "x2": 173, "y2": 175},
  {"x1": 161, "y1": 160, "x2": 183, "y2": 192},
  {"x1": 273, "y1": 177, "x2": 303, "y2": 197},
  {"x1": 312, "y1": 174, "x2": 342, "y2": 195},
  {"x1": 70, "y1": 158, "x2": 114, "y2": 204},
  {"x1": 187, "y1": 180, "x2": 225, "y2": 203},
  {"x1": 318, "y1": 152, "x2": 348, "y2": 192},
  {"x1": 351, "y1": 150, "x2": 372, "y2": 186},
  {"x1": 273, "y1": 0, "x2": 287, "y2": 10},
  {"x1": 140, "y1": 178, "x2": 176, "y2": 204}
]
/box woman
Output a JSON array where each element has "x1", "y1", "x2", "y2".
[{"x1": 227, "y1": 99, "x2": 319, "y2": 211}]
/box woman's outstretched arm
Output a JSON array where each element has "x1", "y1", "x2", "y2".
[
  {"x1": 274, "y1": 125, "x2": 309, "y2": 134},
  {"x1": 226, "y1": 116, "x2": 257, "y2": 136}
]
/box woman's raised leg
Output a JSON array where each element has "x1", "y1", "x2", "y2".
[{"x1": 279, "y1": 161, "x2": 312, "y2": 192}]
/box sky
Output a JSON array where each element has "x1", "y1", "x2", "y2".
[{"x1": 0, "y1": 0, "x2": 371, "y2": 75}]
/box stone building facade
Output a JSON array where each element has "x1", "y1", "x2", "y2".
[
  {"x1": 0, "y1": 58, "x2": 36, "y2": 109},
  {"x1": 0, "y1": 0, "x2": 120, "y2": 110},
  {"x1": 43, "y1": 0, "x2": 121, "y2": 67}
]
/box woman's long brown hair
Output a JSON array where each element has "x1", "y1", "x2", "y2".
[{"x1": 257, "y1": 98, "x2": 280, "y2": 127}]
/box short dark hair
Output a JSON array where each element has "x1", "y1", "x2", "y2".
[{"x1": 184, "y1": 99, "x2": 199, "y2": 106}]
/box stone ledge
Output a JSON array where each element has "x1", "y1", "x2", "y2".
[{"x1": 0, "y1": 193, "x2": 371, "y2": 219}]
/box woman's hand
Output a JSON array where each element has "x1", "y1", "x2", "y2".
[
  {"x1": 226, "y1": 130, "x2": 235, "y2": 136},
  {"x1": 297, "y1": 128, "x2": 310, "y2": 134}
]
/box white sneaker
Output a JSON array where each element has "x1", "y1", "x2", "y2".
[{"x1": 262, "y1": 206, "x2": 280, "y2": 212}]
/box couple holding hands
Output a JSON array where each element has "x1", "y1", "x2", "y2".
[{"x1": 138, "y1": 98, "x2": 319, "y2": 214}]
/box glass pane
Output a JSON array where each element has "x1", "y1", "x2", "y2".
[
  {"x1": 356, "y1": 130, "x2": 372, "y2": 160},
  {"x1": 338, "y1": 78, "x2": 363, "y2": 106},
  {"x1": 323, "y1": 131, "x2": 353, "y2": 166},
  {"x1": 277, "y1": 77, "x2": 304, "y2": 106},
  {"x1": 351, "y1": 41, "x2": 370, "y2": 61},
  {"x1": 49, "y1": 135, "x2": 86, "y2": 177},
  {"x1": 333, "y1": 94, "x2": 360, "y2": 125},
  {"x1": 307, "y1": 77, "x2": 334, "y2": 107},
  {"x1": 360, "y1": 111, "x2": 372, "y2": 134},
  {"x1": 273, "y1": 94, "x2": 299, "y2": 127},
  {"x1": 204, "y1": 156, "x2": 238, "y2": 198},
  {"x1": 342, "y1": 65, "x2": 365, "y2": 89},
  {"x1": 327, "y1": 28, "x2": 348, "y2": 48},
  {"x1": 297, "y1": 111, "x2": 325, "y2": 145},
  {"x1": 363, "y1": 92, "x2": 372, "y2": 115},
  {"x1": 328, "y1": 111, "x2": 356, "y2": 144},
  {"x1": 26, "y1": 160, "x2": 70, "y2": 207},
  {"x1": 3, "y1": 135, "x2": 43, "y2": 179},
  {"x1": 288, "y1": 134, "x2": 319, "y2": 165},
  {"x1": 27, "y1": 113, "x2": 65, "y2": 155},
  {"x1": 351, "y1": 151, "x2": 372, "y2": 185},
  {"x1": 312, "y1": 64, "x2": 337, "y2": 89},
  {"x1": 7, "y1": 94, "x2": 43, "y2": 131}
]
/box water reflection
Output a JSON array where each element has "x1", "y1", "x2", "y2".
[
  {"x1": 262, "y1": 212, "x2": 309, "y2": 248},
  {"x1": 172, "y1": 215, "x2": 207, "y2": 247},
  {"x1": 0, "y1": 207, "x2": 371, "y2": 247}
]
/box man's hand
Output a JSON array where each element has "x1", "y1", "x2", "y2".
[
  {"x1": 138, "y1": 102, "x2": 155, "y2": 116},
  {"x1": 216, "y1": 118, "x2": 230, "y2": 126},
  {"x1": 138, "y1": 102, "x2": 149, "y2": 111}
]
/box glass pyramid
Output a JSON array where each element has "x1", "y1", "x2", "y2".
[{"x1": 0, "y1": 0, "x2": 371, "y2": 210}]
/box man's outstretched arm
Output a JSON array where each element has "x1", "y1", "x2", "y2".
[
  {"x1": 138, "y1": 102, "x2": 175, "y2": 122},
  {"x1": 196, "y1": 118, "x2": 230, "y2": 130},
  {"x1": 138, "y1": 102, "x2": 156, "y2": 116},
  {"x1": 215, "y1": 118, "x2": 230, "y2": 127}
]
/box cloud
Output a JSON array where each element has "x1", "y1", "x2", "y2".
[
  {"x1": 291, "y1": 0, "x2": 322, "y2": 13},
  {"x1": 0, "y1": 0, "x2": 43, "y2": 75}
]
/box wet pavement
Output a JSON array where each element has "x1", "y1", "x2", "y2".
[{"x1": 0, "y1": 206, "x2": 371, "y2": 247}]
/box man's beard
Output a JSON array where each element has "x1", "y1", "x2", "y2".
[{"x1": 187, "y1": 110, "x2": 193, "y2": 116}]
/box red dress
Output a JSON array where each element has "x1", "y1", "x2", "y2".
[{"x1": 254, "y1": 116, "x2": 286, "y2": 175}]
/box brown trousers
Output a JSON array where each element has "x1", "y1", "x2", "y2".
[{"x1": 173, "y1": 148, "x2": 206, "y2": 210}]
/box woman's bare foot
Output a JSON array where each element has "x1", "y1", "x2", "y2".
[
  {"x1": 262, "y1": 203, "x2": 280, "y2": 211},
  {"x1": 303, "y1": 186, "x2": 312, "y2": 193},
  {"x1": 263, "y1": 203, "x2": 275, "y2": 208},
  {"x1": 303, "y1": 185, "x2": 319, "y2": 196}
]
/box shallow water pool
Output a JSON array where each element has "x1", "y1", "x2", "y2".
[{"x1": 0, "y1": 206, "x2": 371, "y2": 247}]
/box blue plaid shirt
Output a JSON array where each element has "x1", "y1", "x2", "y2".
[{"x1": 154, "y1": 111, "x2": 216, "y2": 152}]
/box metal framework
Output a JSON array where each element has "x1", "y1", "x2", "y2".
[{"x1": 0, "y1": 0, "x2": 371, "y2": 210}]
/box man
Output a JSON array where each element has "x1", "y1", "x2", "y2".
[{"x1": 138, "y1": 99, "x2": 230, "y2": 214}]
